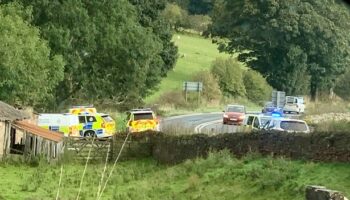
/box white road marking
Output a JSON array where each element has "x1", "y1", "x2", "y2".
[
  {"x1": 194, "y1": 120, "x2": 222, "y2": 133},
  {"x1": 162, "y1": 112, "x2": 221, "y2": 122}
]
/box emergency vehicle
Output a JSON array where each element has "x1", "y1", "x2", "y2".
[
  {"x1": 68, "y1": 106, "x2": 116, "y2": 137},
  {"x1": 38, "y1": 106, "x2": 116, "y2": 138},
  {"x1": 38, "y1": 114, "x2": 80, "y2": 137},
  {"x1": 126, "y1": 108, "x2": 160, "y2": 133}
]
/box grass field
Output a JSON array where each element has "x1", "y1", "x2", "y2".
[
  {"x1": 145, "y1": 33, "x2": 231, "y2": 103},
  {"x1": 0, "y1": 152, "x2": 349, "y2": 200}
]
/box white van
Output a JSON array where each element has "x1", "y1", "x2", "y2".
[
  {"x1": 283, "y1": 96, "x2": 305, "y2": 114},
  {"x1": 38, "y1": 114, "x2": 80, "y2": 137}
]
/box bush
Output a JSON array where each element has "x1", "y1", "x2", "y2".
[
  {"x1": 192, "y1": 70, "x2": 221, "y2": 102},
  {"x1": 211, "y1": 58, "x2": 246, "y2": 97},
  {"x1": 243, "y1": 69, "x2": 273, "y2": 104},
  {"x1": 158, "y1": 90, "x2": 186, "y2": 108}
]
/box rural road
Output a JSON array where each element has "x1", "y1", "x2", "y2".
[
  {"x1": 161, "y1": 111, "x2": 300, "y2": 134},
  {"x1": 160, "y1": 112, "x2": 241, "y2": 134}
]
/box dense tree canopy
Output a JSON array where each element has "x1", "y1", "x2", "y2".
[
  {"x1": 209, "y1": 0, "x2": 350, "y2": 100},
  {"x1": 0, "y1": 3, "x2": 64, "y2": 106},
  {"x1": 169, "y1": 0, "x2": 213, "y2": 15},
  {"x1": 1, "y1": 0, "x2": 177, "y2": 110}
]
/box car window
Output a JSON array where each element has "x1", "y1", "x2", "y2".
[
  {"x1": 78, "y1": 116, "x2": 86, "y2": 123},
  {"x1": 253, "y1": 118, "x2": 260, "y2": 128},
  {"x1": 265, "y1": 102, "x2": 273, "y2": 107},
  {"x1": 260, "y1": 117, "x2": 271, "y2": 127},
  {"x1": 297, "y1": 98, "x2": 304, "y2": 104},
  {"x1": 102, "y1": 115, "x2": 113, "y2": 122},
  {"x1": 227, "y1": 106, "x2": 245, "y2": 113},
  {"x1": 246, "y1": 116, "x2": 254, "y2": 125},
  {"x1": 87, "y1": 116, "x2": 97, "y2": 122},
  {"x1": 280, "y1": 121, "x2": 308, "y2": 132},
  {"x1": 286, "y1": 97, "x2": 294, "y2": 104},
  {"x1": 134, "y1": 113, "x2": 154, "y2": 120}
]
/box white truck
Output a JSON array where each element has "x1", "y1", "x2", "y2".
[{"x1": 283, "y1": 96, "x2": 305, "y2": 114}]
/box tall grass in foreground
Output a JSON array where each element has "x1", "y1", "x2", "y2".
[{"x1": 0, "y1": 151, "x2": 349, "y2": 200}]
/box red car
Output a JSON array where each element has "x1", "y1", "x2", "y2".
[{"x1": 223, "y1": 105, "x2": 246, "y2": 125}]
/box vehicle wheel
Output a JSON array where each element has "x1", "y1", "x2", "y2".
[
  {"x1": 223, "y1": 121, "x2": 227, "y2": 125},
  {"x1": 84, "y1": 130, "x2": 96, "y2": 138}
]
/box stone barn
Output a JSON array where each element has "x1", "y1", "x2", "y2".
[{"x1": 0, "y1": 101, "x2": 64, "y2": 160}]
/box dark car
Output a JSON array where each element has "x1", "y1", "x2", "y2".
[
  {"x1": 223, "y1": 105, "x2": 246, "y2": 125},
  {"x1": 262, "y1": 102, "x2": 284, "y2": 117}
]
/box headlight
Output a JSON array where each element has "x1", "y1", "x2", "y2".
[
  {"x1": 223, "y1": 114, "x2": 228, "y2": 118},
  {"x1": 239, "y1": 115, "x2": 245, "y2": 119}
]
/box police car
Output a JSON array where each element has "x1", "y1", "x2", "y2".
[
  {"x1": 126, "y1": 108, "x2": 160, "y2": 133},
  {"x1": 38, "y1": 106, "x2": 116, "y2": 138},
  {"x1": 263, "y1": 118, "x2": 310, "y2": 133}
]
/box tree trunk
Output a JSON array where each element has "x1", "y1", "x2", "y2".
[
  {"x1": 310, "y1": 83, "x2": 318, "y2": 102},
  {"x1": 329, "y1": 87, "x2": 334, "y2": 100}
]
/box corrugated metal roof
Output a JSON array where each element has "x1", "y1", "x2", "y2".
[
  {"x1": 0, "y1": 101, "x2": 29, "y2": 121},
  {"x1": 14, "y1": 120, "x2": 63, "y2": 142}
]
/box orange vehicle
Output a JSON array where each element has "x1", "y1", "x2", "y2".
[{"x1": 126, "y1": 108, "x2": 160, "y2": 133}]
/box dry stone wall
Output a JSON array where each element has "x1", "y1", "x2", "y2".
[
  {"x1": 306, "y1": 186, "x2": 348, "y2": 200},
  {"x1": 148, "y1": 132, "x2": 350, "y2": 164}
]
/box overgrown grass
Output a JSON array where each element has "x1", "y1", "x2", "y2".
[
  {"x1": 145, "y1": 33, "x2": 232, "y2": 103},
  {"x1": 305, "y1": 100, "x2": 350, "y2": 115},
  {"x1": 0, "y1": 151, "x2": 349, "y2": 200},
  {"x1": 313, "y1": 120, "x2": 350, "y2": 132}
]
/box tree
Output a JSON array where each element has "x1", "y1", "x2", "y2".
[
  {"x1": 129, "y1": 0, "x2": 178, "y2": 97},
  {"x1": 162, "y1": 3, "x2": 188, "y2": 30},
  {"x1": 243, "y1": 70, "x2": 273, "y2": 104},
  {"x1": 188, "y1": 0, "x2": 213, "y2": 15},
  {"x1": 209, "y1": 0, "x2": 350, "y2": 100},
  {"x1": 334, "y1": 69, "x2": 350, "y2": 100},
  {"x1": 211, "y1": 58, "x2": 246, "y2": 97},
  {"x1": 192, "y1": 70, "x2": 221, "y2": 101},
  {"x1": 3, "y1": 0, "x2": 177, "y2": 110},
  {"x1": 0, "y1": 3, "x2": 64, "y2": 107},
  {"x1": 186, "y1": 14, "x2": 212, "y2": 33}
]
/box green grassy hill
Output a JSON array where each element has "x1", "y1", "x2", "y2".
[{"x1": 146, "y1": 33, "x2": 230, "y2": 103}]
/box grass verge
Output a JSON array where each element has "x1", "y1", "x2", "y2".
[{"x1": 0, "y1": 151, "x2": 349, "y2": 200}]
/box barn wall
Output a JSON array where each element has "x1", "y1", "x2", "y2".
[{"x1": 0, "y1": 121, "x2": 5, "y2": 157}]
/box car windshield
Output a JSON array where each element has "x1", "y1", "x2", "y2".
[
  {"x1": 227, "y1": 106, "x2": 244, "y2": 113},
  {"x1": 102, "y1": 115, "x2": 113, "y2": 122},
  {"x1": 261, "y1": 117, "x2": 271, "y2": 126},
  {"x1": 265, "y1": 102, "x2": 274, "y2": 107},
  {"x1": 134, "y1": 113, "x2": 154, "y2": 120},
  {"x1": 280, "y1": 121, "x2": 308, "y2": 132}
]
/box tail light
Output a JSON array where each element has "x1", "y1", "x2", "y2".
[{"x1": 102, "y1": 123, "x2": 106, "y2": 128}]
